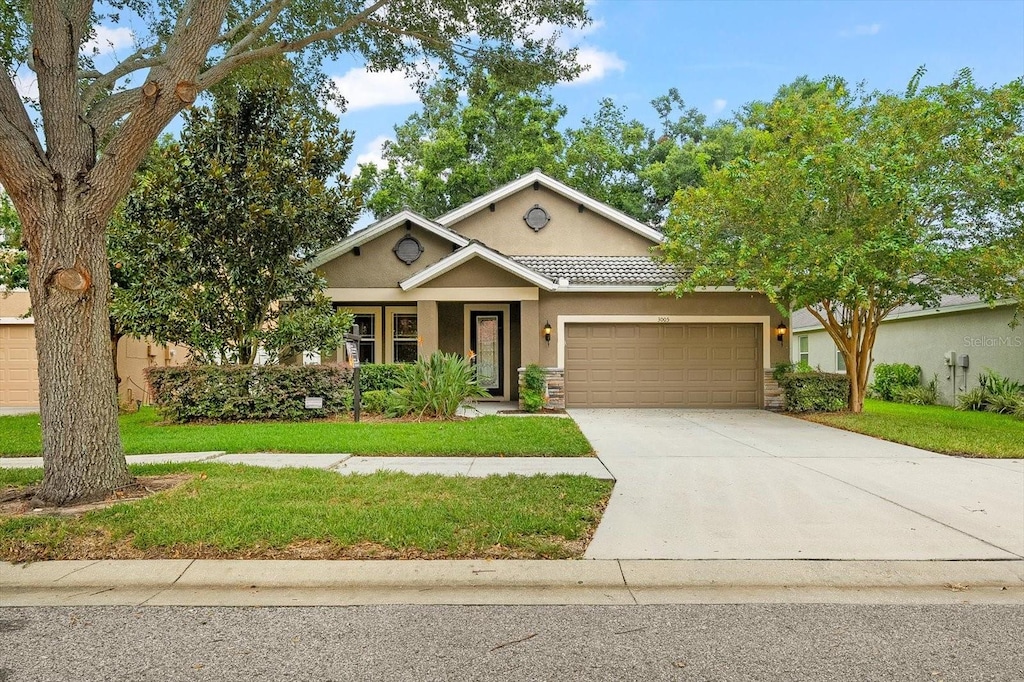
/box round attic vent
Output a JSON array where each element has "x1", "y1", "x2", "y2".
[
  {"x1": 523, "y1": 204, "x2": 550, "y2": 232},
  {"x1": 393, "y1": 235, "x2": 424, "y2": 264}
]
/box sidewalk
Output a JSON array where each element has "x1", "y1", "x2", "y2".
[
  {"x1": 0, "y1": 452, "x2": 614, "y2": 479},
  {"x1": 2, "y1": 559, "x2": 1021, "y2": 607}
]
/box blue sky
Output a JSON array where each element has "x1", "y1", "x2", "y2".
[
  {"x1": 12, "y1": 1, "x2": 1021, "y2": 187},
  {"x1": 334, "y1": 0, "x2": 1024, "y2": 174}
]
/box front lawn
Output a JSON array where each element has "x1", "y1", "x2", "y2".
[
  {"x1": 0, "y1": 463, "x2": 612, "y2": 561},
  {"x1": 0, "y1": 408, "x2": 593, "y2": 457},
  {"x1": 802, "y1": 399, "x2": 1024, "y2": 458}
]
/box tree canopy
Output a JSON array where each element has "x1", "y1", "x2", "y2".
[
  {"x1": 111, "y1": 82, "x2": 358, "y2": 365},
  {"x1": 663, "y1": 71, "x2": 1024, "y2": 412},
  {"x1": 0, "y1": 0, "x2": 590, "y2": 505},
  {"x1": 353, "y1": 73, "x2": 568, "y2": 218}
]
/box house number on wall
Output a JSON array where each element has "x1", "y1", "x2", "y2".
[{"x1": 658, "y1": 317, "x2": 670, "y2": 323}]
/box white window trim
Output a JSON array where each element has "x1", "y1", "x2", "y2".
[
  {"x1": 347, "y1": 306, "x2": 383, "y2": 364},
  {"x1": 463, "y1": 303, "x2": 511, "y2": 402},
  {"x1": 556, "y1": 315, "x2": 773, "y2": 370},
  {"x1": 385, "y1": 306, "x2": 418, "y2": 363},
  {"x1": 798, "y1": 335, "x2": 809, "y2": 364},
  {"x1": 836, "y1": 348, "x2": 847, "y2": 373}
]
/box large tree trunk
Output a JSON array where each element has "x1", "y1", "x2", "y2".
[{"x1": 26, "y1": 197, "x2": 132, "y2": 505}]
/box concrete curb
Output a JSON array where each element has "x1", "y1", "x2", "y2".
[{"x1": 3, "y1": 559, "x2": 1021, "y2": 607}]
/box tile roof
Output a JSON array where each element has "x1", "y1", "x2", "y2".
[{"x1": 511, "y1": 256, "x2": 686, "y2": 286}]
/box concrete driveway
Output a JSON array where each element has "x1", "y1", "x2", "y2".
[{"x1": 571, "y1": 409, "x2": 1024, "y2": 561}]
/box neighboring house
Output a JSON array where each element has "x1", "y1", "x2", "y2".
[
  {"x1": 311, "y1": 170, "x2": 789, "y2": 408},
  {"x1": 790, "y1": 296, "x2": 1023, "y2": 406},
  {"x1": 0, "y1": 290, "x2": 188, "y2": 409}
]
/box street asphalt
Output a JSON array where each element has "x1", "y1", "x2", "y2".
[{"x1": 1, "y1": 603, "x2": 1022, "y2": 681}]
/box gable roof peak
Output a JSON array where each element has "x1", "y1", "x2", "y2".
[{"x1": 434, "y1": 170, "x2": 666, "y2": 245}]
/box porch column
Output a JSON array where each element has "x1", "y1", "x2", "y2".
[
  {"x1": 520, "y1": 299, "x2": 540, "y2": 366},
  {"x1": 417, "y1": 299, "x2": 439, "y2": 357}
]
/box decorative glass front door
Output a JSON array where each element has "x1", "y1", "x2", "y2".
[{"x1": 470, "y1": 311, "x2": 503, "y2": 396}]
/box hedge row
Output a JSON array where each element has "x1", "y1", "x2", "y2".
[
  {"x1": 357, "y1": 363, "x2": 407, "y2": 392},
  {"x1": 778, "y1": 372, "x2": 850, "y2": 413},
  {"x1": 147, "y1": 365, "x2": 352, "y2": 422}
]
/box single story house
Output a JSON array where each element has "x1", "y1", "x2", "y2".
[
  {"x1": 311, "y1": 170, "x2": 790, "y2": 409},
  {"x1": 0, "y1": 290, "x2": 187, "y2": 410},
  {"x1": 790, "y1": 296, "x2": 1023, "y2": 405}
]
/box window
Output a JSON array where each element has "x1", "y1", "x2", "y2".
[
  {"x1": 798, "y1": 335, "x2": 809, "y2": 364},
  {"x1": 836, "y1": 348, "x2": 846, "y2": 372},
  {"x1": 351, "y1": 312, "x2": 377, "y2": 363},
  {"x1": 391, "y1": 312, "x2": 418, "y2": 363}
]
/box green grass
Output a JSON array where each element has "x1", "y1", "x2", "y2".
[
  {"x1": 0, "y1": 463, "x2": 612, "y2": 561},
  {"x1": 803, "y1": 399, "x2": 1024, "y2": 458},
  {"x1": 0, "y1": 407, "x2": 593, "y2": 457}
]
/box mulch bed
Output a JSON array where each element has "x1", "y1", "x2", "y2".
[{"x1": 0, "y1": 474, "x2": 193, "y2": 518}]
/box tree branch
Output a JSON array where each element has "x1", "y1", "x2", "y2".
[
  {"x1": 85, "y1": 87, "x2": 143, "y2": 135},
  {"x1": 221, "y1": 0, "x2": 290, "y2": 57},
  {"x1": 82, "y1": 48, "x2": 165, "y2": 108},
  {"x1": 196, "y1": 0, "x2": 394, "y2": 90},
  {"x1": 0, "y1": 73, "x2": 46, "y2": 173}
]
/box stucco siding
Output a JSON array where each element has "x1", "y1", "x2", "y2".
[
  {"x1": 419, "y1": 257, "x2": 536, "y2": 289},
  {"x1": 317, "y1": 224, "x2": 457, "y2": 288},
  {"x1": 793, "y1": 305, "x2": 1023, "y2": 405},
  {"x1": 451, "y1": 186, "x2": 656, "y2": 256},
  {"x1": 437, "y1": 302, "x2": 463, "y2": 354}
]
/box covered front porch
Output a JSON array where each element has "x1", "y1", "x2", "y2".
[{"x1": 329, "y1": 294, "x2": 545, "y2": 402}]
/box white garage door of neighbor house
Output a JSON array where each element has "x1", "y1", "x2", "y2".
[
  {"x1": 564, "y1": 323, "x2": 762, "y2": 408},
  {"x1": 0, "y1": 324, "x2": 39, "y2": 407}
]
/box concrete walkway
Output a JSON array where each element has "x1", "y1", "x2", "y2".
[
  {"x1": 572, "y1": 409, "x2": 1024, "y2": 562},
  {"x1": 0, "y1": 451, "x2": 613, "y2": 479}
]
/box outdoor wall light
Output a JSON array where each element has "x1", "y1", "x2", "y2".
[
  {"x1": 776, "y1": 321, "x2": 788, "y2": 345},
  {"x1": 544, "y1": 321, "x2": 552, "y2": 346}
]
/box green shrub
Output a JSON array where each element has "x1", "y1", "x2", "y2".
[
  {"x1": 360, "y1": 389, "x2": 391, "y2": 414},
  {"x1": 521, "y1": 364, "x2": 547, "y2": 413},
  {"x1": 870, "y1": 363, "x2": 921, "y2": 401},
  {"x1": 892, "y1": 376, "x2": 938, "y2": 406},
  {"x1": 358, "y1": 363, "x2": 407, "y2": 392},
  {"x1": 390, "y1": 351, "x2": 489, "y2": 419},
  {"x1": 147, "y1": 364, "x2": 352, "y2": 422},
  {"x1": 772, "y1": 361, "x2": 813, "y2": 381},
  {"x1": 956, "y1": 388, "x2": 989, "y2": 412},
  {"x1": 985, "y1": 391, "x2": 1021, "y2": 415},
  {"x1": 1012, "y1": 395, "x2": 1024, "y2": 421},
  {"x1": 779, "y1": 372, "x2": 849, "y2": 413}
]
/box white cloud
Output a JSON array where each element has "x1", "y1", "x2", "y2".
[
  {"x1": 82, "y1": 25, "x2": 134, "y2": 55},
  {"x1": 569, "y1": 46, "x2": 626, "y2": 85},
  {"x1": 355, "y1": 135, "x2": 392, "y2": 169},
  {"x1": 840, "y1": 23, "x2": 881, "y2": 37},
  {"x1": 330, "y1": 68, "x2": 420, "y2": 112},
  {"x1": 12, "y1": 70, "x2": 37, "y2": 100},
  {"x1": 711, "y1": 98, "x2": 728, "y2": 114}
]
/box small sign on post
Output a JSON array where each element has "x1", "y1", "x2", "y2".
[
  {"x1": 344, "y1": 330, "x2": 362, "y2": 423},
  {"x1": 304, "y1": 396, "x2": 324, "y2": 410}
]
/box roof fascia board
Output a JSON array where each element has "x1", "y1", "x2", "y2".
[
  {"x1": 556, "y1": 284, "x2": 747, "y2": 293},
  {"x1": 435, "y1": 171, "x2": 666, "y2": 244},
  {"x1": 400, "y1": 243, "x2": 557, "y2": 291},
  {"x1": 791, "y1": 299, "x2": 1017, "y2": 332},
  {"x1": 307, "y1": 210, "x2": 469, "y2": 270}
]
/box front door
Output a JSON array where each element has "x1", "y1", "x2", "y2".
[{"x1": 469, "y1": 310, "x2": 504, "y2": 398}]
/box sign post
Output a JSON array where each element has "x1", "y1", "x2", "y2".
[{"x1": 344, "y1": 330, "x2": 361, "y2": 423}]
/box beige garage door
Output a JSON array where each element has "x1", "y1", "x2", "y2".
[
  {"x1": 565, "y1": 323, "x2": 762, "y2": 408},
  {"x1": 0, "y1": 324, "x2": 39, "y2": 407}
]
